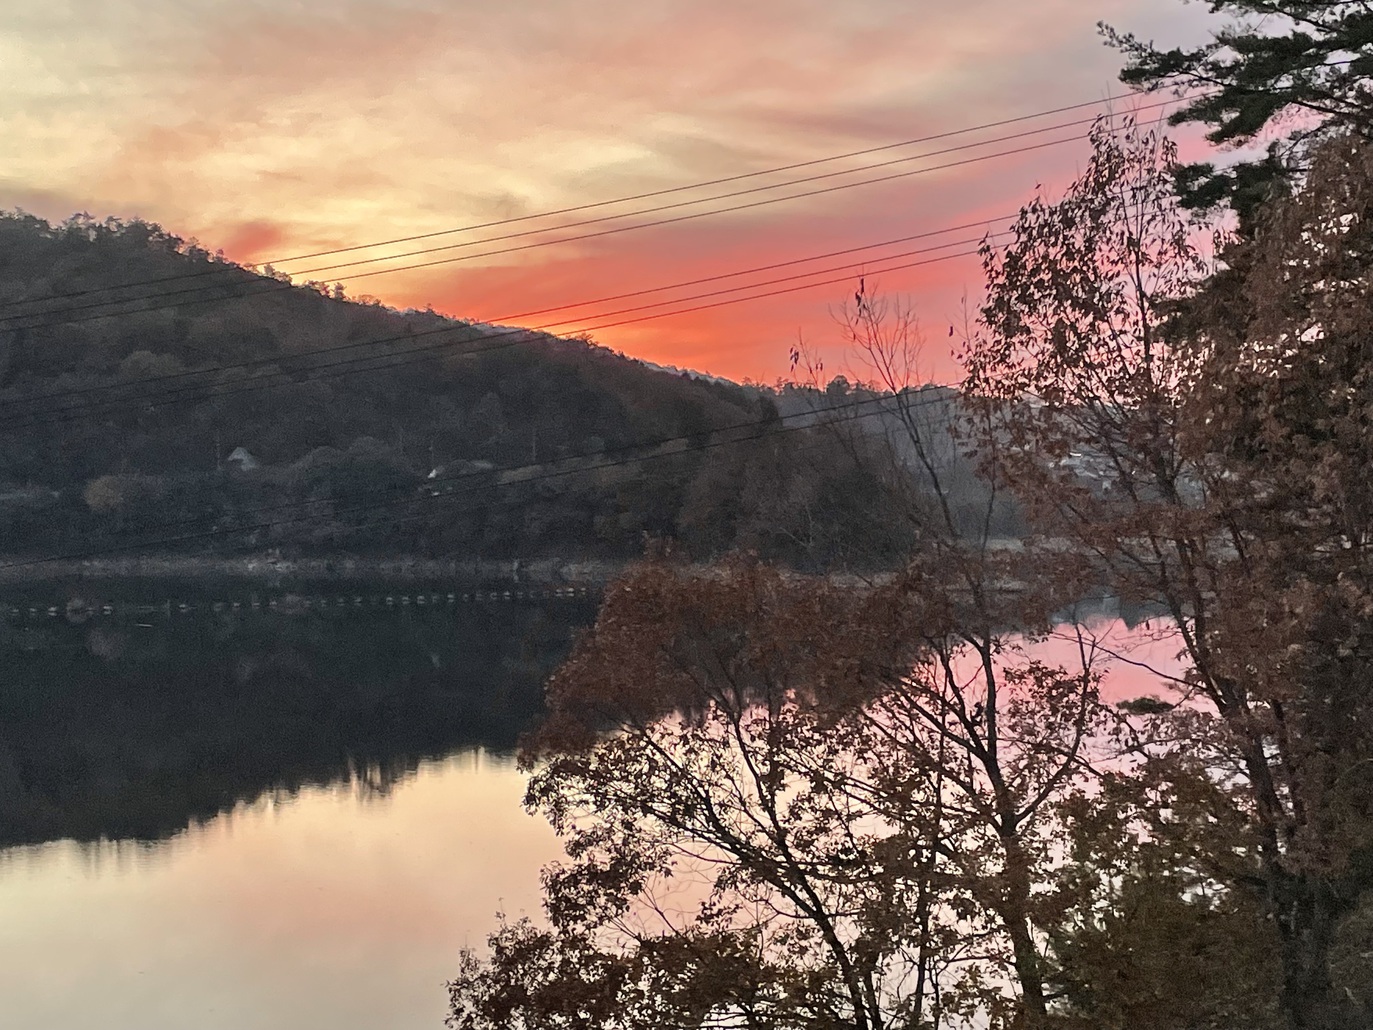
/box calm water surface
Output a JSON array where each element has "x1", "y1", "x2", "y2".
[
  {"x1": 0, "y1": 587, "x2": 1179, "y2": 1030},
  {"x1": 0, "y1": 585, "x2": 596, "y2": 1030},
  {"x1": 0, "y1": 752, "x2": 559, "y2": 1030}
]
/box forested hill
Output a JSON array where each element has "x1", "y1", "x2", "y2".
[{"x1": 0, "y1": 212, "x2": 913, "y2": 568}]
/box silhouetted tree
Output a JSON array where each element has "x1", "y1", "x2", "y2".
[
  {"x1": 1104, "y1": 1, "x2": 1373, "y2": 224},
  {"x1": 965, "y1": 119, "x2": 1373, "y2": 1030}
]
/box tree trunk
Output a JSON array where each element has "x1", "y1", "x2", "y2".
[
  {"x1": 1007, "y1": 913, "x2": 1048, "y2": 1028},
  {"x1": 1274, "y1": 872, "x2": 1362, "y2": 1030},
  {"x1": 1240, "y1": 744, "x2": 1363, "y2": 1030},
  {"x1": 998, "y1": 831, "x2": 1048, "y2": 1028}
]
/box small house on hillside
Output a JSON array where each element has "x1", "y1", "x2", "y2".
[{"x1": 226, "y1": 446, "x2": 260, "y2": 472}]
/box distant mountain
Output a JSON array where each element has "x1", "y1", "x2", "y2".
[{"x1": 0, "y1": 212, "x2": 915, "y2": 569}]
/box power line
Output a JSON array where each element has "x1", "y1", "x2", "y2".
[
  {"x1": 499, "y1": 235, "x2": 994, "y2": 331},
  {"x1": 0, "y1": 90, "x2": 1198, "y2": 570},
  {"x1": 268, "y1": 93, "x2": 1164, "y2": 265},
  {"x1": 283, "y1": 113, "x2": 1138, "y2": 280},
  {"x1": 0, "y1": 223, "x2": 1005, "y2": 420},
  {"x1": 0, "y1": 89, "x2": 1175, "y2": 317},
  {"x1": 0, "y1": 241, "x2": 996, "y2": 431},
  {"x1": 0, "y1": 245, "x2": 988, "y2": 430},
  {"x1": 5, "y1": 87, "x2": 1192, "y2": 429},
  {"x1": 0, "y1": 128, "x2": 1086, "y2": 332},
  {"x1": 0, "y1": 210, "x2": 1010, "y2": 414},
  {"x1": 475, "y1": 219, "x2": 1012, "y2": 324},
  {"x1": 0, "y1": 99, "x2": 1192, "y2": 432},
  {"x1": 0, "y1": 93, "x2": 1198, "y2": 333}
]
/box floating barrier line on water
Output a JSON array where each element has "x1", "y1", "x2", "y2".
[{"x1": 0, "y1": 585, "x2": 597, "y2": 623}]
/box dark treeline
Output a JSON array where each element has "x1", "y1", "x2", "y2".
[
  {"x1": 0, "y1": 594, "x2": 597, "y2": 847},
  {"x1": 0, "y1": 213, "x2": 950, "y2": 569}
]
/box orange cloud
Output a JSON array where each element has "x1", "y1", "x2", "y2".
[
  {"x1": 219, "y1": 219, "x2": 288, "y2": 265},
  {"x1": 2, "y1": 0, "x2": 1226, "y2": 385}
]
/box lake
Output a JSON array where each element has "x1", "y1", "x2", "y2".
[
  {"x1": 0, "y1": 752, "x2": 560, "y2": 1030},
  {"x1": 0, "y1": 584, "x2": 598, "y2": 1030},
  {"x1": 0, "y1": 585, "x2": 1181, "y2": 1030}
]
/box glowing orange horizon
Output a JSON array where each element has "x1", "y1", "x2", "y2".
[
  {"x1": 217, "y1": 156, "x2": 1088, "y2": 386},
  {"x1": 2, "y1": 0, "x2": 1224, "y2": 387}
]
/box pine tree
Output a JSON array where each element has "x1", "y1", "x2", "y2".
[{"x1": 1102, "y1": 2, "x2": 1373, "y2": 224}]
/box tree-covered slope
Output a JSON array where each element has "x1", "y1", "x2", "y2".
[{"x1": 0, "y1": 213, "x2": 912, "y2": 567}]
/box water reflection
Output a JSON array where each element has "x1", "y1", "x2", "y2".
[
  {"x1": 1045, "y1": 600, "x2": 1190, "y2": 705},
  {"x1": 0, "y1": 591, "x2": 598, "y2": 848},
  {"x1": 0, "y1": 751, "x2": 564, "y2": 1030},
  {"x1": 0, "y1": 593, "x2": 595, "y2": 1030},
  {"x1": 0, "y1": 600, "x2": 1187, "y2": 1030}
]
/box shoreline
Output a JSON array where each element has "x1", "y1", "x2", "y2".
[{"x1": 0, "y1": 553, "x2": 630, "y2": 586}]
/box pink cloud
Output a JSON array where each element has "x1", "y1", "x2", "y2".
[{"x1": 6, "y1": 0, "x2": 1226, "y2": 385}]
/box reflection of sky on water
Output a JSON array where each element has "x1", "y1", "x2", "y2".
[
  {"x1": 0, "y1": 751, "x2": 561, "y2": 1030},
  {"x1": 0, "y1": 616, "x2": 1191, "y2": 1030},
  {"x1": 1037, "y1": 613, "x2": 1191, "y2": 706},
  {"x1": 944, "y1": 609, "x2": 1192, "y2": 707}
]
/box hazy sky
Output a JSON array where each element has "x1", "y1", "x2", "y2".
[{"x1": 2, "y1": 0, "x2": 1218, "y2": 382}]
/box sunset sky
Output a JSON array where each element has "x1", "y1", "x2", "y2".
[{"x1": 2, "y1": 0, "x2": 1222, "y2": 383}]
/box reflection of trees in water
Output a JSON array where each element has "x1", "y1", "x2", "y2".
[{"x1": 0, "y1": 599, "x2": 596, "y2": 848}]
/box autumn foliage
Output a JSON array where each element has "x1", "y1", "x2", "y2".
[{"x1": 450, "y1": 125, "x2": 1373, "y2": 1030}]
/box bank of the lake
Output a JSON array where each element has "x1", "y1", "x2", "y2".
[{"x1": 0, "y1": 552, "x2": 630, "y2": 586}]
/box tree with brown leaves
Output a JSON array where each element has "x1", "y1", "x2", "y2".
[
  {"x1": 447, "y1": 557, "x2": 1107, "y2": 1030},
  {"x1": 965, "y1": 118, "x2": 1373, "y2": 1029}
]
